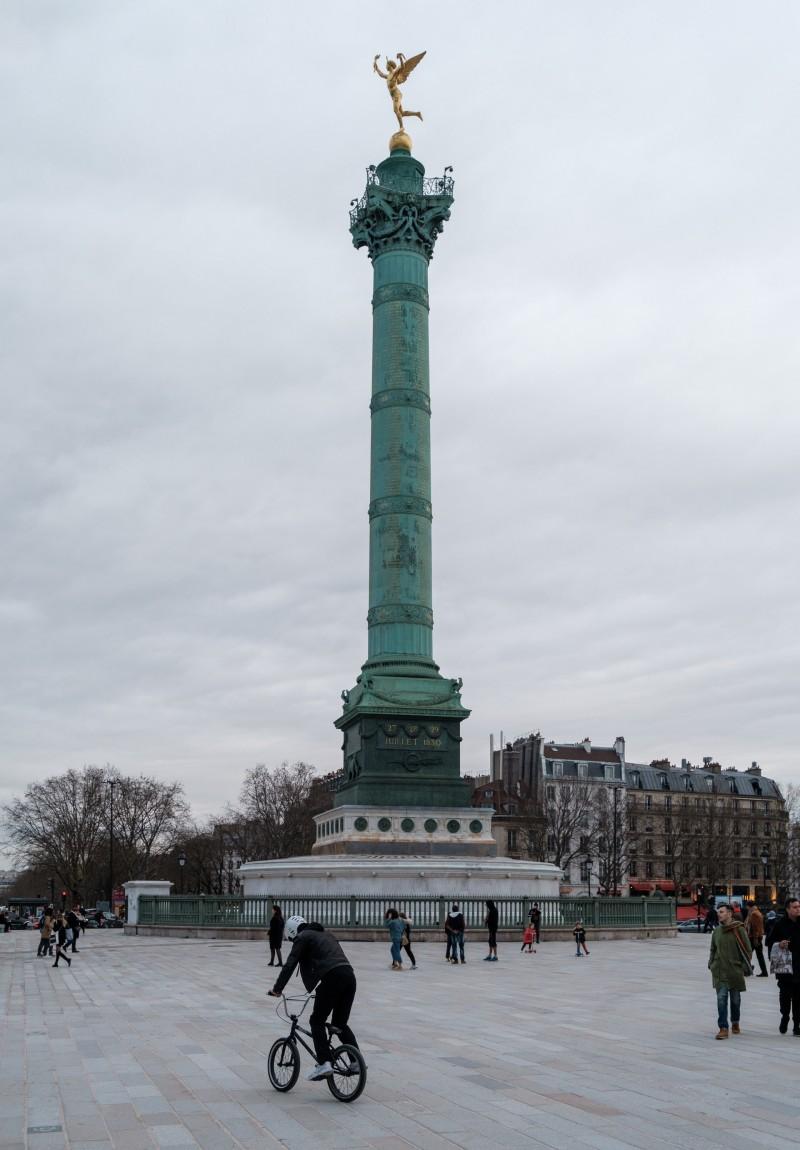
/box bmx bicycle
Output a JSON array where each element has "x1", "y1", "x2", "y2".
[{"x1": 267, "y1": 993, "x2": 366, "y2": 1102}]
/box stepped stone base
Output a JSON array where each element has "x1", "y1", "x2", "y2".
[{"x1": 240, "y1": 853, "x2": 561, "y2": 900}]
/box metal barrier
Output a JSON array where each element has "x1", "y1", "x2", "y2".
[{"x1": 136, "y1": 893, "x2": 676, "y2": 930}]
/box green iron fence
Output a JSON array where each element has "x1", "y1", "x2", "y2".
[{"x1": 136, "y1": 893, "x2": 675, "y2": 930}]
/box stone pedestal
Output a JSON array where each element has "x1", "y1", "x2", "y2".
[
  {"x1": 312, "y1": 803, "x2": 496, "y2": 856},
  {"x1": 123, "y1": 880, "x2": 172, "y2": 925},
  {"x1": 241, "y1": 855, "x2": 561, "y2": 900}
]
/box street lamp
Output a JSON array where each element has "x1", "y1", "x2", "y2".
[
  {"x1": 760, "y1": 850, "x2": 769, "y2": 903},
  {"x1": 178, "y1": 851, "x2": 186, "y2": 895},
  {"x1": 584, "y1": 857, "x2": 593, "y2": 898},
  {"x1": 107, "y1": 778, "x2": 117, "y2": 911}
]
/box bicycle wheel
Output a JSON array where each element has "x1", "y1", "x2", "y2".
[
  {"x1": 326, "y1": 1043, "x2": 366, "y2": 1102},
  {"x1": 267, "y1": 1038, "x2": 300, "y2": 1092}
]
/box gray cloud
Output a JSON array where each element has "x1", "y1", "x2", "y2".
[{"x1": 2, "y1": 2, "x2": 799, "y2": 855}]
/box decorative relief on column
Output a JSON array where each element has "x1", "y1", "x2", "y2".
[
  {"x1": 350, "y1": 176, "x2": 454, "y2": 261},
  {"x1": 370, "y1": 388, "x2": 431, "y2": 414},
  {"x1": 372, "y1": 283, "x2": 429, "y2": 309},
  {"x1": 367, "y1": 603, "x2": 434, "y2": 627},
  {"x1": 368, "y1": 495, "x2": 432, "y2": 521}
]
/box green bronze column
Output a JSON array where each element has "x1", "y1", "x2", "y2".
[{"x1": 333, "y1": 138, "x2": 470, "y2": 812}]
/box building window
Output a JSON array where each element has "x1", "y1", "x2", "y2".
[
  {"x1": 645, "y1": 795, "x2": 652, "y2": 810},
  {"x1": 751, "y1": 843, "x2": 758, "y2": 858},
  {"x1": 507, "y1": 830, "x2": 518, "y2": 851},
  {"x1": 628, "y1": 816, "x2": 637, "y2": 832},
  {"x1": 750, "y1": 821, "x2": 757, "y2": 835},
  {"x1": 664, "y1": 796, "x2": 672, "y2": 810},
  {"x1": 629, "y1": 861, "x2": 638, "y2": 877},
  {"x1": 750, "y1": 864, "x2": 758, "y2": 880},
  {"x1": 546, "y1": 786, "x2": 556, "y2": 802},
  {"x1": 733, "y1": 842, "x2": 741, "y2": 857},
  {"x1": 579, "y1": 835, "x2": 589, "y2": 851},
  {"x1": 765, "y1": 822, "x2": 771, "y2": 836},
  {"x1": 664, "y1": 862, "x2": 673, "y2": 878},
  {"x1": 580, "y1": 859, "x2": 591, "y2": 881},
  {"x1": 734, "y1": 864, "x2": 741, "y2": 879},
  {"x1": 545, "y1": 761, "x2": 553, "y2": 776},
  {"x1": 645, "y1": 839, "x2": 653, "y2": 855},
  {"x1": 578, "y1": 763, "x2": 588, "y2": 778},
  {"x1": 645, "y1": 862, "x2": 654, "y2": 878},
  {"x1": 664, "y1": 816, "x2": 672, "y2": 832},
  {"x1": 546, "y1": 834, "x2": 556, "y2": 852},
  {"x1": 733, "y1": 821, "x2": 740, "y2": 835},
  {"x1": 665, "y1": 839, "x2": 673, "y2": 855},
  {"x1": 734, "y1": 800, "x2": 740, "y2": 811}
]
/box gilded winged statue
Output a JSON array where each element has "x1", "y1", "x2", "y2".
[{"x1": 373, "y1": 51, "x2": 426, "y2": 131}]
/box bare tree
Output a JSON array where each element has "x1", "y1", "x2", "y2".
[
  {"x1": 1, "y1": 766, "x2": 109, "y2": 896},
  {"x1": 543, "y1": 780, "x2": 600, "y2": 874},
  {"x1": 1, "y1": 765, "x2": 189, "y2": 900},
  {"x1": 234, "y1": 762, "x2": 325, "y2": 859},
  {"x1": 111, "y1": 773, "x2": 189, "y2": 880},
  {"x1": 594, "y1": 786, "x2": 627, "y2": 895}
]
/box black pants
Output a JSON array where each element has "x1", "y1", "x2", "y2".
[
  {"x1": 37, "y1": 936, "x2": 50, "y2": 956},
  {"x1": 777, "y1": 975, "x2": 800, "y2": 1025},
  {"x1": 752, "y1": 941, "x2": 767, "y2": 975},
  {"x1": 268, "y1": 944, "x2": 283, "y2": 965},
  {"x1": 402, "y1": 936, "x2": 416, "y2": 966},
  {"x1": 310, "y1": 966, "x2": 358, "y2": 1065}
]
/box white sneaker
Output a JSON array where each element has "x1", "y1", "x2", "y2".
[{"x1": 306, "y1": 1062, "x2": 334, "y2": 1081}]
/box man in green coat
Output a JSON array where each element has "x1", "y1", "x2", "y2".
[{"x1": 709, "y1": 903, "x2": 752, "y2": 1039}]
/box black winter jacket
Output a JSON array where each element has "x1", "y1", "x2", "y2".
[{"x1": 272, "y1": 924, "x2": 352, "y2": 993}]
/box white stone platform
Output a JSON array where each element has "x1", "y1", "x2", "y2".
[
  {"x1": 2, "y1": 930, "x2": 798, "y2": 1150},
  {"x1": 240, "y1": 852, "x2": 561, "y2": 898},
  {"x1": 311, "y1": 803, "x2": 498, "y2": 856}
]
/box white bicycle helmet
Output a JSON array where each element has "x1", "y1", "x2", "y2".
[{"x1": 284, "y1": 914, "x2": 306, "y2": 941}]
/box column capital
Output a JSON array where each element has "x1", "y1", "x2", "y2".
[{"x1": 350, "y1": 154, "x2": 454, "y2": 261}]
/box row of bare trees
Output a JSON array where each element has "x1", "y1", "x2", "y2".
[{"x1": 1, "y1": 760, "x2": 329, "y2": 902}]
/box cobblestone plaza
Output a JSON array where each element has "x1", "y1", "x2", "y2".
[{"x1": 2, "y1": 932, "x2": 798, "y2": 1150}]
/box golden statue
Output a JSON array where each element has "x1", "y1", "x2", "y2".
[{"x1": 373, "y1": 51, "x2": 426, "y2": 150}]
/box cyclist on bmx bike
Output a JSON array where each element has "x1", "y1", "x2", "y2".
[{"x1": 267, "y1": 915, "x2": 360, "y2": 1082}]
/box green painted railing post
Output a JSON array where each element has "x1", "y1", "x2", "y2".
[
  {"x1": 349, "y1": 896, "x2": 357, "y2": 927},
  {"x1": 199, "y1": 895, "x2": 206, "y2": 927},
  {"x1": 593, "y1": 898, "x2": 601, "y2": 927},
  {"x1": 438, "y1": 897, "x2": 446, "y2": 927},
  {"x1": 642, "y1": 897, "x2": 649, "y2": 926}
]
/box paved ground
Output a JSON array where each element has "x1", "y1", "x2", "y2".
[{"x1": 2, "y1": 930, "x2": 799, "y2": 1150}]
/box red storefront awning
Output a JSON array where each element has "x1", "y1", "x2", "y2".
[
  {"x1": 656, "y1": 881, "x2": 676, "y2": 892},
  {"x1": 629, "y1": 882, "x2": 654, "y2": 893}
]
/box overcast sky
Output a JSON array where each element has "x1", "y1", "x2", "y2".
[{"x1": 2, "y1": 2, "x2": 799, "y2": 858}]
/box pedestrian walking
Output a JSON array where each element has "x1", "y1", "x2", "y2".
[
  {"x1": 769, "y1": 939, "x2": 797, "y2": 1034},
  {"x1": 708, "y1": 902, "x2": 752, "y2": 1039},
  {"x1": 573, "y1": 920, "x2": 589, "y2": 956},
  {"x1": 52, "y1": 914, "x2": 72, "y2": 968},
  {"x1": 445, "y1": 903, "x2": 465, "y2": 964},
  {"x1": 528, "y1": 902, "x2": 541, "y2": 944},
  {"x1": 769, "y1": 896, "x2": 800, "y2": 1035},
  {"x1": 747, "y1": 903, "x2": 768, "y2": 977},
  {"x1": 398, "y1": 911, "x2": 417, "y2": 969},
  {"x1": 385, "y1": 907, "x2": 405, "y2": 969},
  {"x1": 521, "y1": 923, "x2": 536, "y2": 953},
  {"x1": 66, "y1": 907, "x2": 80, "y2": 953},
  {"x1": 704, "y1": 904, "x2": 718, "y2": 934},
  {"x1": 37, "y1": 908, "x2": 53, "y2": 957},
  {"x1": 268, "y1": 903, "x2": 284, "y2": 967},
  {"x1": 484, "y1": 900, "x2": 499, "y2": 962}
]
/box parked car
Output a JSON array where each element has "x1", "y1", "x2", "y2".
[
  {"x1": 677, "y1": 919, "x2": 705, "y2": 933},
  {"x1": 6, "y1": 917, "x2": 30, "y2": 930},
  {"x1": 103, "y1": 914, "x2": 124, "y2": 928}
]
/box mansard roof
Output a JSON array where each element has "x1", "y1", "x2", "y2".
[
  {"x1": 544, "y1": 743, "x2": 621, "y2": 764},
  {"x1": 624, "y1": 762, "x2": 782, "y2": 799}
]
